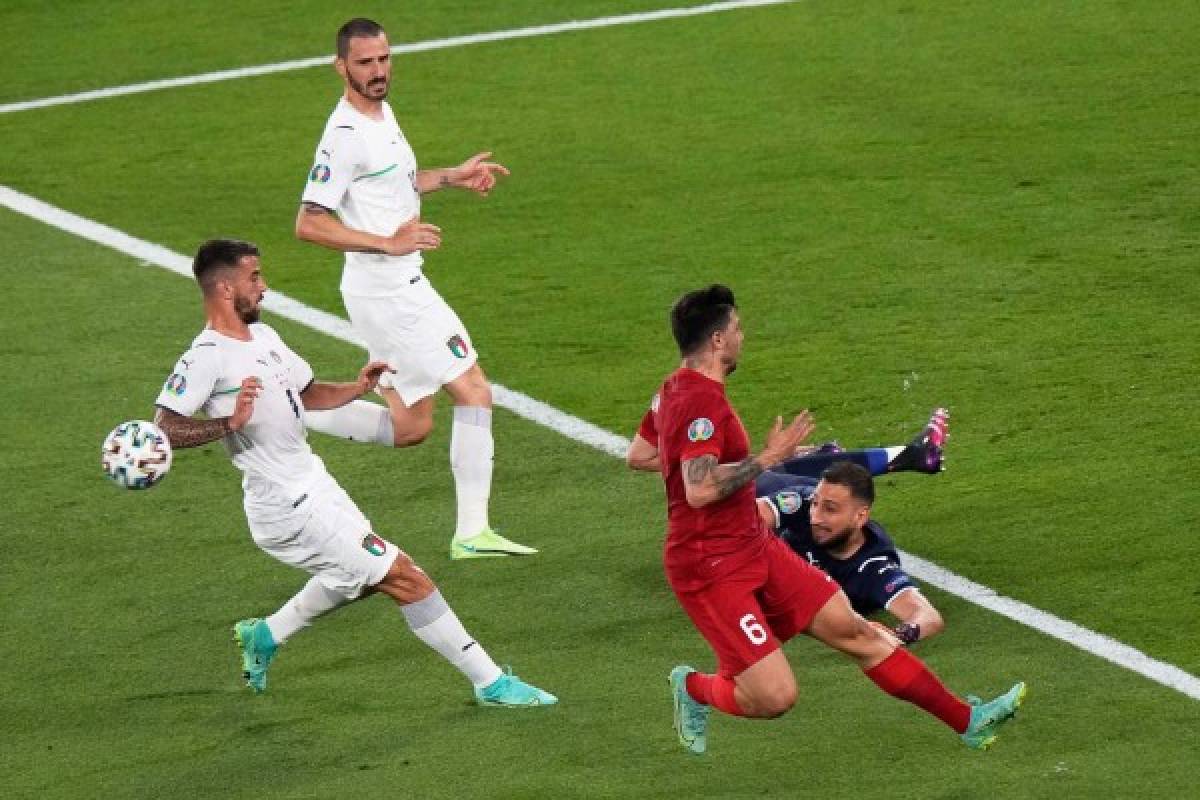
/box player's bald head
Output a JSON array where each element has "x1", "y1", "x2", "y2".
[
  {"x1": 670, "y1": 284, "x2": 737, "y2": 357},
  {"x1": 193, "y1": 238, "x2": 260, "y2": 295}
]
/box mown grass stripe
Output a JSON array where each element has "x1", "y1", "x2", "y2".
[
  {"x1": 0, "y1": 1, "x2": 796, "y2": 115},
  {"x1": 3, "y1": 180, "x2": 1197, "y2": 702}
]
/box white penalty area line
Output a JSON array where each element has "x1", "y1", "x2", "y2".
[
  {"x1": 0, "y1": 0, "x2": 795, "y2": 115},
  {"x1": 0, "y1": 186, "x2": 630, "y2": 459},
  {"x1": 3, "y1": 183, "x2": 1198, "y2": 704}
]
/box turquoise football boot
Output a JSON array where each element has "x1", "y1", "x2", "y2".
[
  {"x1": 233, "y1": 618, "x2": 277, "y2": 694},
  {"x1": 475, "y1": 667, "x2": 558, "y2": 707},
  {"x1": 669, "y1": 665, "x2": 711, "y2": 755},
  {"x1": 961, "y1": 682, "x2": 1027, "y2": 750}
]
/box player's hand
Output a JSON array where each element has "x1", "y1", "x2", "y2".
[
  {"x1": 450, "y1": 151, "x2": 509, "y2": 196},
  {"x1": 356, "y1": 360, "x2": 394, "y2": 395},
  {"x1": 759, "y1": 411, "x2": 815, "y2": 467},
  {"x1": 228, "y1": 377, "x2": 262, "y2": 431},
  {"x1": 384, "y1": 216, "x2": 441, "y2": 255}
]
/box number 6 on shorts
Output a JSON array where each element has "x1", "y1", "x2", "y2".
[{"x1": 739, "y1": 613, "x2": 768, "y2": 645}]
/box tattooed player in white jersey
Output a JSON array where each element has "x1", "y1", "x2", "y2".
[
  {"x1": 294, "y1": 17, "x2": 533, "y2": 561},
  {"x1": 154, "y1": 239, "x2": 555, "y2": 706}
]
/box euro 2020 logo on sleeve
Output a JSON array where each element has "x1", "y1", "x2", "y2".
[
  {"x1": 165, "y1": 373, "x2": 187, "y2": 396},
  {"x1": 687, "y1": 417, "x2": 714, "y2": 442},
  {"x1": 774, "y1": 491, "x2": 802, "y2": 515},
  {"x1": 309, "y1": 164, "x2": 331, "y2": 183}
]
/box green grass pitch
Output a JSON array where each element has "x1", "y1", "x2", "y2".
[{"x1": 1, "y1": 1, "x2": 1198, "y2": 797}]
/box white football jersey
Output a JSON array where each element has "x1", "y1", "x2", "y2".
[
  {"x1": 155, "y1": 324, "x2": 324, "y2": 501},
  {"x1": 302, "y1": 96, "x2": 423, "y2": 297}
]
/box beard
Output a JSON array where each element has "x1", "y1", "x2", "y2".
[
  {"x1": 235, "y1": 296, "x2": 261, "y2": 324},
  {"x1": 813, "y1": 526, "x2": 855, "y2": 552},
  {"x1": 349, "y1": 74, "x2": 389, "y2": 101}
]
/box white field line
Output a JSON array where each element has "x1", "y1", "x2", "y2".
[
  {"x1": 3, "y1": 183, "x2": 1198, "y2": 702},
  {"x1": 0, "y1": 0, "x2": 794, "y2": 115}
]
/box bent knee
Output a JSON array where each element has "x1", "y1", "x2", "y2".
[
  {"x1": 447, "y1": 368, "x2": 492, "y2": 406},
  {"x1": 392, "y1": 415, "x2": 434, "y2": 447},
  {"x1": 762, "y1": 683, "x2": 798, "y2": 718}
]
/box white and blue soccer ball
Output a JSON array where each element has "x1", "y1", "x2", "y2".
[{"x1": 101, "y1": 420, "x2": 173, "y2": 489}]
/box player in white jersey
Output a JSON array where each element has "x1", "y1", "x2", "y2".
[
  {"x1": 295, "y1": 17, "x2": 533, "y2": 561},
  {"x1": 153, "y1": 238, "x2": 556, "y2": 707}
]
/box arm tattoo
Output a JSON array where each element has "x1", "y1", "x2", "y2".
[
  {"x1": 439, "y1": 172, "x2": 451, "y2": 188},
  {"x1": 684, "y1": 454, "x2": 718, "y2": 485},
  {"x1": 711, "y1": 456, "x2": 765, "y2": 501},
  {"x1": 155, "y1": 407, "x2": 230, "y2": 449},
  {"x1": 683, "y1": 455, "x2": 765, "y2": 502}
]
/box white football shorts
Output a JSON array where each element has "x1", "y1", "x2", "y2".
[
  {"x1": 342, "y1": 277, "x2": 477, "y2": 407},
  {"x1": 244, "y1": 471, "x2": 399, "y2": 599}
]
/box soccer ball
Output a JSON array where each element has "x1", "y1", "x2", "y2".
[{"x1": 101, "y1": 420, "x2": 173, "y2": 489}]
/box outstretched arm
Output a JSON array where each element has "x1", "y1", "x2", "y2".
[
  {"x1": 682, "y1": 412, "x2": 815, "y2": 508},
  {"x1": 417, "y1": 151, "x2": 510, "y2": 195},
  {"x1": 886, "y1": 589, "x2": 944, "y2": 643},
  {"x1": 299, "y1": 361, "x2": 392, "y2": 411},
  {"x1": 154, "y1": 377, "x2": 259, "y2": 448}
]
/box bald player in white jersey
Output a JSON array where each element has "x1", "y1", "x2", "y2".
[
  {"x1": 153, "y1": 238, "x2": 556, "y2": 707},
  {"x1": 295, "y1": 17, "x2": 533, "y2": 561}
]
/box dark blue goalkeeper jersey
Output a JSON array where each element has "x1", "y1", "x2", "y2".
[{"x1": 755, "y1": 472, "x2": 919, "y2": 616}]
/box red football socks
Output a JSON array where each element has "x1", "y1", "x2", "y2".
[
  {"x1": 686, "y1": 671, "x2": 747, "y2": 717},
  {"x1": 865, "y1": 647, "x2": 971, "y2": 733}
]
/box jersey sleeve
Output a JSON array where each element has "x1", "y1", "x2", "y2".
[
  {"x1": 860, "y1": 558, "x2": 919, "y2": 614},
  {"x1": 676, "y1": 395, "x2": 728, "y2": 463},
  {"x1": 636, "y1": 394, "x2": 660, "y2": 441},
  {"x1": 763, "y1": 482, "x2": 815, "y2": 534},
  {"x1": 154, "y1": 345, "x2": 219, "y2": 417},
  {"x1": 301, "y1": 126, "x2": 363, "y2": 210}
]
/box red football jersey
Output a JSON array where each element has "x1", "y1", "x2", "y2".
[{"x1": 640, "y1": 368, "x2": 766, "y2": 588}]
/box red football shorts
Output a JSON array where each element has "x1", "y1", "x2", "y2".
[{"x1": 668, "y1": 535, "x2": 839, "y2": 678}]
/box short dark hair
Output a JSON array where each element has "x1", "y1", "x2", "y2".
[
  {"x1": 337, "y1": 17, "x2": 386, "y2": 58},
  {"x1": 820, "y1": 461, "x2": 876, "y2": 506},
  {"x1": 669, "y1": 284, "x2": 736, "y2": 357},
  {"x1": 193, "y1": 239, "x2": 259, "y2": 293}
]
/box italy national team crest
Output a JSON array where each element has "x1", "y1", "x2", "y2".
[
  {"x1": 361, "y1": 533, "x2": 387, "y2": 557},
  {"x1": 446, "y1": 335, "x2": 469, "y2": 359},
  {"x1": 774, "y1": 491, "x2": 802, "y2": 514},
  {"x1": 165, "y1": 373, "x2": 187, "y2": 396},
  {"x1": 309, "y1": 164, "x2": 331, "y2": 183},
  {"x1": 687, "y1": 417, "x2": 714, "y2": 442}
]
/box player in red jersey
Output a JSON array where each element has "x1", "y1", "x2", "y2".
[{"x1": 632, "y1": 285, "x2": 1025, "y2": 754}]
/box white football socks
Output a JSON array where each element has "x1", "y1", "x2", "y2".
[
  {"x1": 265, "y1": 577, "x2": 354, "y2": 645},
  {"x1": 449, "y1": 406, "x2": 494, "y2": 538},
  {"x1": 401, "y1": 590, "x2": 503, "y2": 688}
]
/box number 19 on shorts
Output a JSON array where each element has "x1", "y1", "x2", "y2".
[{"x1": 739, "y1": 613, "x2": 768, "y2": 645}]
